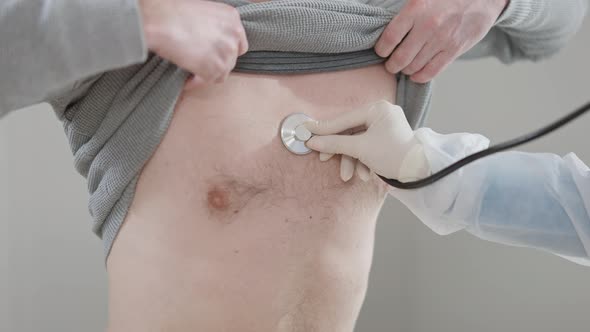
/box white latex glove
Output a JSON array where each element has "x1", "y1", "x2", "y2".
[{"x1": 305, "y1": 100, "x2": 431, "y2": 182}]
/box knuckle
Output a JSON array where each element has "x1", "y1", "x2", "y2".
[
  {"x1": 405, "y1": 63, "x2": 418, "y2": 74},
  {"x1": 391, "y1": 50, "x2": 408, "y2": 65},
  {"x1": 424, "y1": 16, "x2": 442, "y2": 29},
  {"x1": 382, "y1": 28, "x2": 400, "y2": 45},
  {"x1": 406, "y1": 0, "x2": 424, "y2": 12},
  {"x1": 212, "y1": 59, "x2": 228, "y2": 74},
  {"x1": 233, "y1": 25, "x2": 245, "y2": 39},
  {"x1": 226, "y1": 6, "x2": 241, "y2": 20},
  {"x1": 447, "y1": 38, "x2": 461, "y2": 51},
  {"x1": 226, "y1": 40, "x2": 239, "y2": 54}
]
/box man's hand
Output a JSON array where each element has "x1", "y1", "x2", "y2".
[
  {"x1": 375, "y1": 0, "x2": 508, "y2": 83},
  {"x1": 140, "y1": 0, "x2": 249, "y2": 87}
]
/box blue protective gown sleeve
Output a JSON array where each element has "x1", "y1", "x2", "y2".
[{"x1": 389, "y1": 128, "x2": 590, "y2": 264}]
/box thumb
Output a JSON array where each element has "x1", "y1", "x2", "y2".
[{"x1": 306, "y1": 135, "x2": 362, "y2": 159}]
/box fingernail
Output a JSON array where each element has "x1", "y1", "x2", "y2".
[
  {"x1": 303, "y1": 120, "x2": 318, "y2": 132},
  {"x1": 357, "y1": 166, "x2": 370, "y2": 182},
  {"x1": 319, "y1": 153, "x2": 334, "y2": 162},
  {"x1": 341, "y1": 172, "x2": 353, "y2": 182},
  {"x1": 360, "y1": 173, "x2": 370, "y2": 182},
  {"x1": 410, "y1": 75, "x2": 429, "y2": 83},
  {"x1": 374, "y1": 45, "x2": 385, "y2": 57}
]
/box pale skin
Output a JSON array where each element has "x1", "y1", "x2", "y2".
[
  {"x1": 375, "y1": 0, "x2": 509, "y2": 82},
  {"x1": 139, "y1": 0, "x2": 509, "y2": 86},
  {"x1": 139, "y1": 0, "x2": 249, "y2": 87},
  {"x1": 106, "y1": 0, "x2": 512, "y2": 330}
]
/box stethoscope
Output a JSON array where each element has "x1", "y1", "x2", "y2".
[{"x1": 280, "y1": 100, "x2": 590, "y2": 189}]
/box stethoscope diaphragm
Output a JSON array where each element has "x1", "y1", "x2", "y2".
[{"x1": 280, "y1": 113, "x2": 314, "y2": 155}]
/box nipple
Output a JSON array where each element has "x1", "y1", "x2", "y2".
[{"x1": 207, "y1": 187, "x2": 231, "y2": 211}]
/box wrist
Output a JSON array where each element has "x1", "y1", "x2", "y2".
[{"x1": 397, "y1": 138, "x2": 431, "y2": 182}]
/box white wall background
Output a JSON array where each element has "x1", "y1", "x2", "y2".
[
  {"x1": 1, "y1": 17, "x2": 590, "y2": 332},
  {"x1": 359, "y1": 17, "x2": 590, "y2": 332}
]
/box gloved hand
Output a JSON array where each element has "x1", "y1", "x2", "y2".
[{"x1": 305, "y1": 100, "x2": 431, "y2": 182}]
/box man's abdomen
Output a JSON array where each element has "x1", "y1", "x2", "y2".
[{"x1": 106, "y1": 65, "x2": 395, "y2": 332}]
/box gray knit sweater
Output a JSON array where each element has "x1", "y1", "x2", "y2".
[{"x1": 0, "y1": 0, "x2": 587, "y2": 259}]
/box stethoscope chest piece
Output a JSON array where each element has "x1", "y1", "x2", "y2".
[{"x1": 280, "y1": 113, "x2": 314, "y2": 155}]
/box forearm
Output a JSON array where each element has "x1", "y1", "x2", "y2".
[
  {"x1": 459, "y1": 152, "x2": 589, "y2": 259},
  {"x1": 390, "y1": 129, "x2": 590, "y2": 260},
  {"x1": 463, "y1": 0, "x2": 588, "y2": 63},
  {"x1": 0, "y1": 0, "x2": 147, "y2": 117}
]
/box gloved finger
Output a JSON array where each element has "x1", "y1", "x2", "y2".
[
  {"x1": 305, "y1": 115, "x2": 365, "y2": 136},
  {"x1": 410, "y1": 50, "x2": 455, "y2": 83},
  {"x1": 385, "y1": 26, "x2": 433, "y2": 74},
  {"x1": 402, "y1": 40, "x2": 440, "y2": 76},
  {"x1": 305, "y1": 100, "x2": 399, "y2": 136},
  {"x1": 304, "y1": 106, "x2": 374, "y2": 136},
  {"x1": 356, "y1": 159, "x2": 371, "y2": 182},
  {"x1": 374, "y1": 13, "x2": 414, "y2": 58},
  {"x1": 306, "y1": 134, "x2": 362, "y2": 159},
  {"x1": 340, "y1": 155, "x2": 356, "y2": 182},
  {"x1": 319, "y1": 152, "x2": 335, "y2": 162}
]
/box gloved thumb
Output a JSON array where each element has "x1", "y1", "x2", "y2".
[{"x1": 306, "y1": 135, "x2": 361, "y2": 159}]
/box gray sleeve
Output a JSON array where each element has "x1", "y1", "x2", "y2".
[
  {"x1": 0, "y1": 0, "x2": 147, "y2": 117},
  {"x1": 462, "y1": 0, "x2": 589, "y2": 63}
]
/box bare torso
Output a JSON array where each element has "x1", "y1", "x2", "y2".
[{"x1": 106, "y1": 64, "x2": 395, "y2": 332}]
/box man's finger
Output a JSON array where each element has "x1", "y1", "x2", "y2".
[
  {"x1": 340, "y1": 155, "x2": 356, "y2": 182},
  {"x1": 306, "y1": 135, "x2": 362, "y2": 159},
  {"x1": 237, "y1": 27, "x2": 249, "y2": 56},
  {"x1": 402, "y1": 40, "x2": 440, "y2": 76},
  {"x1": 410, "y1": 50, "x2": 454, "y2": 83},
  {"x1": 385, "y1": 26, "x2": 431, "y2": 74},
  {"x1": 375, "y1": 15, "x2": 413, "y2": 58}
]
